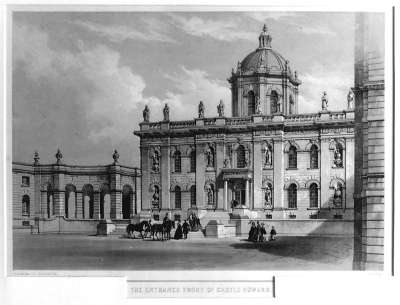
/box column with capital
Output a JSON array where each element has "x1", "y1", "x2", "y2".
[
  {"x1": 245, "y1": 179, "x2": 250, "y2": 207},
  {"x1": 223, "y1": 180, "x2": 228, "y2": 211}
]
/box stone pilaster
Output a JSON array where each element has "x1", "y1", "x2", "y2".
[
  {"x1": 52, "y1": 165, "x2": 65, "y2": 216},
  {"x1": 135, "y1": 174, "x2": 142, "y2": 214},
  {"x1": 252, "y1": 141, "x2": 263, "y2": 209},
  {"x1": 161, "y1": 142, "x2": 171, "y2": 210},
  {"x1": 345, "y1": 138, "x2": 355, "y2": 209},
  {"x1": 195, "y1": 142, "x2": 205, "y2": 208},
  {"x1": 216, "y1": 142, "x2": 225, "y2": 209},
  {"x1": 140, "y1": 146, "x2": 150, "y2": 211},
  {"x1": 93, "y1": 191, "x2": 101, "y2": 219},
  {"x1": 320, "y1": 138, "x2": 331, "y2": 208},
  {"x1": 273, "y1": 138, "x2": 284, "y2": 212},
  {"x1": 110, "y1": 165, "x2": 122, "y2": 219},
  {"x1": 76, "y1": 192, "x2": 83, "y2": 218}
]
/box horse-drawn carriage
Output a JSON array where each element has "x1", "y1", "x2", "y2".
[{"x1": 126, "y1": 219, "x2": 175, "y2": 241}]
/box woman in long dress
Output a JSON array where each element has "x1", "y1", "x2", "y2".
[{"x1": 174, "y1": 221, "x2": 183, "y2": 240}]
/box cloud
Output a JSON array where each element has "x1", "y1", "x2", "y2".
[
  {"x1": 297, "y1": 64, "x2": 353, "y2": 113},
  {"x1": 169, "y1": 14, "x2": 255, "y2": 41},
  {"x1": 247, "y1": 11, "x2": 298, "y2": 22},
  {"x1": 73, "y1": 20, "x2": 177, "y2": 43},
  {"x1": 13, "y1": 23, "x2": 229, "y2": 165}
]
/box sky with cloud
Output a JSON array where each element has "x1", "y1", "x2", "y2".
[{"x1": 12, "y1": 11, "x2": 380, "y2": 167}]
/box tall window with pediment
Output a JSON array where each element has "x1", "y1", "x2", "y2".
[
  {"x1": 190, "y1": 185, "x2": 196, "y2": 207},
  {"x1": 288, "y1": 146, "x2": 297, "y2": 169},
  {"x1": 309, "y1": 183, "x2": 318, "y2": 208},
  {"x1": 237, "y1": 145, "x2": 246, "y2": 168},
  {"x1": 190, "y1": 150, "x2": 196, "y2": 172},
  {"x1": 310, "y1": 145, "x2": 319, "y2": 169},
  {"x1": 174, "y1": 186, "x2": 181, "y2": 209},
  {"x1": 270, "y1": 90, "x2": 278, "y2": 114},
  {"x1": 288, "y1": 184, "x2": 297, "y2": 209},
  {"x1": 248, "y1": 91, "x2": 255, "y2": 116},
  {"x1": 174, "y1": 151, "x2": 181, "y2": 173}
]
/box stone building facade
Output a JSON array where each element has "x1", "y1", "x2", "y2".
[
  {"x1": 353, "y1": 13, "x2": 385, "y2": 270},
  {"x1": 135, "y1": 26, "x2": 355, "y2": 225},
  {"x1": 12, "y1": 150, "x2": 141, "y2": 228}
]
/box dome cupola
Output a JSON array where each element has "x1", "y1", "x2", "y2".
[{"x1": 228, "y1": 25, "x2": 301, "y2": 117}]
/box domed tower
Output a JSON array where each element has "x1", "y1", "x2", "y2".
[{"x1": 228, "y1": 25, "x2": 301, "y2": 117}]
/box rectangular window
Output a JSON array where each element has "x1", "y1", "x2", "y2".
[{"x1": 22, "y1": 176, "x2": 30, "y2": 187}]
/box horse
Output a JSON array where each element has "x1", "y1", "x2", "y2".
[
  {"x1": 162, "y1": 219, "x2": 175, "y2": 240},
  {"x1": 150, "y1": 223, "x2": 165, "y2": 240},
  {"x1": 126, "y1": 221, "x2": 150, "y2": 239}
]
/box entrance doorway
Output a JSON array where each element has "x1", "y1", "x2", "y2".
[{"x1": 234, "y1": 190, "x2": 246, "y2": 206}]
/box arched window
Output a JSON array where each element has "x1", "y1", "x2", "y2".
[
  {"x1": 122, "y1": 185, "x2": 133, "y2": 220},
  {"x1": 288, "y1": 184, "x2": 297, "y2": 209},
  {"x1": 237, "y1": 145, "x2": 246, "y2": 168},
  {"x1": 270, "y1": 90, "x2": 278, "y2": 114},
  {"x1": 289, "y1": 95, "x2": 294, "y2": 114},
  {"x1": 22, "y1": 195, "x2": 30, "y2": 217},
  {"x1": 174, "y1": 186, "x2": 181, "y2": 209},
  {"x1": 309, "y1": 183, "x2": 318, "y2": 208},
  {"x1": 288, "y1": 146, "x2": 297, "y2": 169},
  {"x1": 190, "y1": 185, "x2": 196, "y2": 207},
  {"x1": 65, "y1": 184, "x2": 77, "y2": 219},
  {"x1": 82, "y1": 184, "x2": 94, "y2": 219},
  {"x1": 173, "y1": 151, "x2": 181, "y2": 173},
  {"x1": 248, "y1": 91, "x2": 255, "y2": 116},
  {"x1": 310, "y1": 145, "x2": 319, "y2": 169},
  {"x1": 190, "y1": 150, "x2": 196, "y2": 172}
]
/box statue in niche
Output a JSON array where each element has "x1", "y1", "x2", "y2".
[
  {"x1": 198, "y1": 101, "x2": 205, "y2": 118},
  {"x1": 321, "y1": 91, "x2": 328, "y2": 111},
  {"x1": 289, "y1": 98, "x2": 295, "y2": 114},
  {"x1": 217, "y1": 99, "x2": 224, "y2": 117},
  {"x1": 255, "y1": 96, "x2": 262, "y2": 114},
  {"x1": 264, "y1": 145, "x2": 272, "y2": 166},
  {"x1": 333, "y1": 146, "x2": 343, "y2": 167},
  {"x1": 277, "y1": 96, "x2": 282, "y2": 113},
  {"x1": 152, "y1": 186, "x2": 160, "y2": 207},
  {"x1": 207, "y1": 187, "x2": 214, "y2": 205},
  {"x1": 163, "y1": 103, "x2": 169, "y2": 121},
  {"x1": 151, "y1": 150, "x2": 160, "y2": 172},
  {"x1": 143, "y1": 105, "x2": 150, "y2": 122},
  {"x1": 264, "y1": 185, "x2": 272, "y2": 208},
  {"x1": 333, "y1": 184, "x2": 342, "y2": 207},
  {"x1": 205, "y1": 146, "x2": 214, "y2": 167},
  {"x1": 223, "y1": 158, "x2": 230, "y2": 168},
  {"x1": 347, "y1": 89, "x2": 354, "y2": 109}
]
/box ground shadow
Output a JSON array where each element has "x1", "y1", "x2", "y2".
[{"x1": 229, "y1": 236, "x2": 353, "y2": 264}]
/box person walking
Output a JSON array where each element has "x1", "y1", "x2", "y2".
[
  {"x1": 182, "y1": 220, "x2": 190, "y2": 239},
  {"x1": 248, "y1": 221, "x2": 256, "y2": 241},
  {"x1": 174, "y1": 220, "x2": 183, "y2": 240},
  {"x1": 259, "y1": 223, "x2": 267, "y2": 242},
  {"x1": 269, "y1": 226, "x2": 277, "y2": 241}
]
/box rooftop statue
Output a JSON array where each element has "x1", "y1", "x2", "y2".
[
  {"x1": 347, "y1": 89, "x2": 354, "y2": 109},
  {"x1": 321, "y1": 91, "x2": 328, "y2": 111},
  {"x1": 112, "y1": 149, "x2": 119, "y2": 164},
  {"x1": 163, "y1": 103, "x2": 170, "y2": 121},
  {"x1": 217, "y1": 99, "x2": 224, "y2": 117},
  {"x1": 198, "y1": 101, "x2": 205, "y2": 118},
  {"x1": 143, "y1": 105, "x2": 150, "y2": 122}
]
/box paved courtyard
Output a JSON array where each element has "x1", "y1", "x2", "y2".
[{"x1": 13, "y1": 231, "x2": 354, "y2": 271}]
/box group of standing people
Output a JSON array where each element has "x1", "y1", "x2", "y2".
[
  {"x1": 165, "y1": 214, "x2": 200, "y2": 240},
  {"x1": 248, "y1": 221, "x2": 277, "y2": 243},
  {"x1": 173, "y1": 219, "x2": 191, "y2": 240}
]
